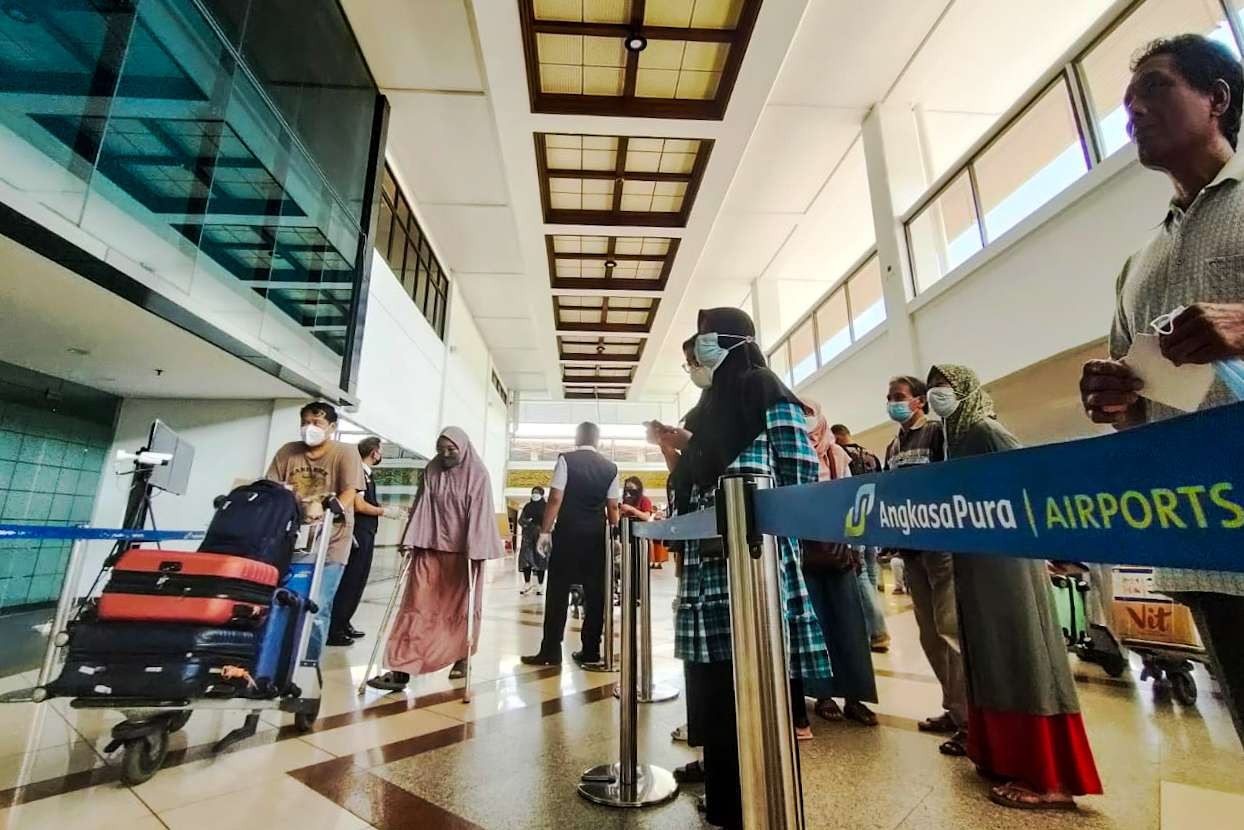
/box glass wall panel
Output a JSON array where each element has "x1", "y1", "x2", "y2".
[
  {"x1": 768, "y1": 342, "x2": 792, "y2": 386},
  {"x1": 814, "y1": 289, "x2": 851, "y2": 365},
  {"x1": 846, "y1": 256, "x2": 885, "y2": 338},
  {"x1": 974, "y1": 80, "x2": 1089, "y2": 240},
  {"x1": 1080, "y1": 0, "x2": 1235, "y2": 158},
  {"x1": 907, "y1": 171, "x2": 981, "y2": 293},
  {"x1": 789, "y1": 318, "x2": 817, "y2": 384}
]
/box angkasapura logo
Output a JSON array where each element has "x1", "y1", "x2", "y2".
[{"x1": 845, "y1": 484, "x2": 877, "y2": 538}]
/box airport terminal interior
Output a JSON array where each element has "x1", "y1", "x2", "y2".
[{"x1": 2, "y1": 0, "x2": 1244, "y2": 828}]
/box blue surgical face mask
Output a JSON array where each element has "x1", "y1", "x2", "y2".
[
  {"x1": 693, "y1": 332, "x2": 753, "y2": 376},
  {"x1": 887, "y1": 401, "x2": 912, "y2": 423}
]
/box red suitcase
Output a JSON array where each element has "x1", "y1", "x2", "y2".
[{"x1": 97, "y1": 550, "x2": 277, "y2": 627}]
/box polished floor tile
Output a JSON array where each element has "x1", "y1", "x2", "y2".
[
  {"x1": 0, "y1": 782, "x2": 152, "y2": 829},
  {"x1": 158, "y1": 774, "x2": 369, "y2": 830}
]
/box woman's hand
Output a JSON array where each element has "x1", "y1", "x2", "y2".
[{"x1": 657, "y1": 426, "x2": 691, "y2": 451}]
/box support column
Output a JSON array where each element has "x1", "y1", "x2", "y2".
[{"x1": 860, "y1": 104, "x2": 930, "y2": 376}]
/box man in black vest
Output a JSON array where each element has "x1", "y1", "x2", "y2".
[
  {"x1": 522, "y1": 422, "x2": 620, "y2": 666},
  {"x1": 329, "y1": 436, "x2": 401, "y2": 646}
]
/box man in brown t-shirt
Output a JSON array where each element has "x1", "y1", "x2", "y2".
[{"x1": 266, "y1": 401, "x2": 364, "y2": 659}]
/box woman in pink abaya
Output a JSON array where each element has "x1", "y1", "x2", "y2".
[{"x1": 367, "y1": 426, "x2": 502, "y2": 690}]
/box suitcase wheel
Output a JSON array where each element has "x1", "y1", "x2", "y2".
[
  {"x1": 120, "y1": 729, "x2": 170, "y2": 785},
  {"x1": 1170, "y1": 669, "x2": 1198, "y2": 706},
  {"x1": 294, "y1": 698, "x2": 320, "y2": 733}
]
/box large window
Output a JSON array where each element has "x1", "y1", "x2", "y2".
[
  {"x1": 375, "y1": 165, "x2": 450, "y2": 338},
  {"x1": 905, "y1": 0, "x2": 1244, "y2": 297},
  {"x1": 767, "y1": 253, "x2": 886, "y2": 388}
]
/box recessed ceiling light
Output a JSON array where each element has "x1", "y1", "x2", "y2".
[
  {"x1": 625, "y1": 33, "x2": 647, "y2": 52},
  {"x1": 604, "y1": 259, "x2": 617, "y2": 269}
]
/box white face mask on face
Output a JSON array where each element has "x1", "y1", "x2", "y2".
[
  {"x1": 927, "y1": 387, "x2": 961, "y2": 418},
  {"x1": 300, "y1": 424, "x2": 327, "y2": 447},
  {"x1": 689, "y1": 364, "x2": 714, "y2": 389}
]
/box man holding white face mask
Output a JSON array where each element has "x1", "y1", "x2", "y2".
[
  {"x1": 1078, "y1": 35, "x2": 1244, "y2": 747},
  {"x1": 266, "y1": 401, "x2": 363, "y2": 660}
]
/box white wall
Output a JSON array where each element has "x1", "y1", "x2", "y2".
[
  {"x1": 349, "y1": 251, "x2": 448, "y2": 457},
  {"x1": 796, "y1": 151, "x2": 1172, "y2": 438},
  {"x1": 440, "y1": 282, "x2": 492, "y2": 446}
]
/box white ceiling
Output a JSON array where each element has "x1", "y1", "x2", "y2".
[
  {"x1": 0, "y1": 234, "x2": 303, "y2": 400},
  {"x1": 342, "y1": 0, "x2": 1129, "y2": 403}
]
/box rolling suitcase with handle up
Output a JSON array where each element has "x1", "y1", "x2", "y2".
[{"x1": 97, "y1": 549, "x2": 278, "y2": 627}]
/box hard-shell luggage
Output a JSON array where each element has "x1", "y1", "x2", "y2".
[
  {"x1": 104, "y1": 549, "x2": 278, "y2": 601},
  {"x1": 50, "y1": 653, "x2": 255, "y2": 700},
  {"x1": 252, "y1": 588, "x2": 310, "y2": 695},
  {"x1": 200, "y1": 480, "x2": 302, "y2": 574},
  {"x1": 97, "y1": 549, "x2": 276, "y2": 626},
  {"x1": 65, "y1": 620, "x2": 259, "y2": 658},
  {"x1": 97, "y1": 594, "x2": 267, "y2": 626}
]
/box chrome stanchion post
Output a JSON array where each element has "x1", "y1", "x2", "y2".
[
  {"x1": 637, "y1": 537, "x2": 678, "y2": 704},
  {"x1": 578, "y1": 518, "x2": 678, "y2": 808},
  {"x1": 720, "y1": 474, "x2": 804, "y2": 830},
  {"x1": 583, "y1": 521, "x2": 618, "y2": 673}
]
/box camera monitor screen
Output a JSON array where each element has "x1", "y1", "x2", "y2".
[{"x1": 147, "y1": 419, "x2": 194, "y2": 496}]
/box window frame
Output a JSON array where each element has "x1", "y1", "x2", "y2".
[{"x1": 375, "y1": 164, "x2": 451, "y2": 339}]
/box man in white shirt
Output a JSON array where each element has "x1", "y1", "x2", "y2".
[{"x1": 522, "y1": 422, "x2": 621, "y2": 666}]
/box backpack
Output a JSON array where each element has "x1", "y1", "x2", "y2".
[
  {"x1": 199, "y1": 480, "x2": 303, "y2": 576},
  {"x1": 844, "y1": 444, "x2": 882, "y2": 477}
]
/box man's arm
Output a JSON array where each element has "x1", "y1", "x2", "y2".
[
  {"x1": 606, "y1": 498, "x2": 620, "y2": 526},
  {"x1": 540, "y1": 488, "x2": 564, "y2": 534},
  {"x1": 354, "y1": 493, "x2": 385, "y2": 517}
]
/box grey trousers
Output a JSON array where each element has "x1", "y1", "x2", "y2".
[{"x1": 902, "y1": 551, "x2": 967, "y2": 726}]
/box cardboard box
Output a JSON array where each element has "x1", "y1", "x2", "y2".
[{"x1": 1111, "y1": 566, "x2": 1202, "y2": 649}]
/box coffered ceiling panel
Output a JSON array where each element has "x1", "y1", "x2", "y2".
[{"x1": 547, "y1": 234, "x2": 677, "y2": 290}]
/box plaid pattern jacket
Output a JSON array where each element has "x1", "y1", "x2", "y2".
[{"x1": 674, "y1": 400, "x2": 831, "y2": 679}]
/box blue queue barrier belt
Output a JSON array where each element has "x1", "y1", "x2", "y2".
[
  {"x1": 632, "y1": 507, "x2": 717, "y2": 542},
  {"x1": 632, "y1": 401, "x2": 1244, "y2": 573},
  {"x1": 0, "y1": 525, "x2": 204, "y2": 543}
]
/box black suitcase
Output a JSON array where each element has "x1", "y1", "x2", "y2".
[
  {"x1": 199, "y1": 480, "x2": 302, "y2": 575},
  {"x1": 66, "y1": 621, "x2": 260, "y2": 657},
  {"x1": 47, "y1": 622, "x2": 259, "y2": 700},
  {"x1": 50, "y1": 654, "x2": 255, "y2": 700}
]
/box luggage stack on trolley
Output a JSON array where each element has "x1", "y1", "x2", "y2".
[
  {"x1": 8, "y1": 478, "x2": 337, "y2": 785},
  {"x1": 1111, "y1": 565, "x2": 1208, "y2": 706}
]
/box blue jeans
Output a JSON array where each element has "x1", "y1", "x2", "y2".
[
  {"x1": 307, "y1": 562, "x2": 345, "y2": 662},
  {"x1": 855, "y1": 548, "x2": 888, "y2": 639}
]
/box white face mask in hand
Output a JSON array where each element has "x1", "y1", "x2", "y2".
[
  {"x1": 689, "y1": 364, "x2": 714, "y2": 389},
  {"x1": 300, "y1": 424, "x2": 327, "y2": 447},
  {"x1": 927, "y1": 387, "x2": 960, "y2": 418}
]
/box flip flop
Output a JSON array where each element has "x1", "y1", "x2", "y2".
[
  {"x1": 939, "y1": 730, "x2": 968, "y2": 757},
  {"x1": 795, "y1": 725, "x2": 814, "y2": 741},
  {"x1": 988, "y1": 783, "x2": 1077, "y2": 811}
]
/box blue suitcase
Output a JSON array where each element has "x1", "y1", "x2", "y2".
[{"x1": 252, "y1": 587, "x2": 310, "y2": 696}]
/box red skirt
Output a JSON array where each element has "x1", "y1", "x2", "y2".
[{"x1": 968, "y1": 706, "x2": 1103, "y2": 795}]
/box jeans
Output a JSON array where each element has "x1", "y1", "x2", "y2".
[
  {"x1": 307, "y1": 562, "x2": 346, "y2": 662},
  {"x1": 856, "y1": 549, "x2": 889, "y2": 639}
]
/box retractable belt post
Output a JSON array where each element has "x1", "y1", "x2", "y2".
[
  {"x1": 582, "y1": 521, "x2": 618, "y2": 673},
  {"x1": 577, "y1": 517, "x2": 678, "y2": 808},
  {"x1": 719, "y1": 473, "x2": 805, "y2": 830},
  {"x1": 637, "y1": 536, "x2": 678, "y2": 704}
]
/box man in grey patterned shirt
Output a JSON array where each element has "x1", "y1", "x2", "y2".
[{"x1": 1080, "y1": 34, "x2": 1244, "y2": 746}]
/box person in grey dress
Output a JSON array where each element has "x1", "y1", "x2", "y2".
[{"x1": 927, "y1": 365, "x2": 1102, "y2": 811}]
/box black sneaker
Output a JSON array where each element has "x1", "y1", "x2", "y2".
[
  {"x1": 520, "y1": 653, "x2": 561, "y2": 666},
  {"x1": 673, "y1": 760, "x2": 705, "y2": 783},
  {"x1": 572, "y1": 650, "x2": 601, "y2": 665},
  {"x1": 326, "y1": 633, "x2": 355, "y2": 647}
]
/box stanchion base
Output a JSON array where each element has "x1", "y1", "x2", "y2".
[
  {"x1": 612, "y1": 683, "x2": 680, "y2": 703},
  {"x1": 577, "y1": 763, "x2": 679, "y2": 808}
]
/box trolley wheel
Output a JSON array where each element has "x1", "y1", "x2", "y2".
[
  {"x1": 1171, "y1": 671, "x2": 1198, "y2": 706},
  {"x1": 1101, "y1": 653, "x2": 1127, "y2": 679},
  {"x1": 294, "y1": 700, "x2": 321, "y2": 733},
  {"x1": 167, "y1": 710, "x2": 192, "y2": 734},
  {"x1": 120, "y1": 729, "x2": 169, "y2": 785}
]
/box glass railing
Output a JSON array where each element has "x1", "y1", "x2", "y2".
[{"x1": 0, "y1": 0, "x2": 382, "y2": 392}]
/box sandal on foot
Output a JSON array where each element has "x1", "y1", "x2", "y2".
[
  {"x1": 918, "y1": 712, "x2": 956, "y2": 733},
  {"x1": 988, "y1": 782, "x2": 1077, "y2": 811},
  {"x1": 814, "y1": 698, "x2": 843, "y2": 722},
  {"x1": 366, "y1": 671, "x2": 409, "y2": 692},
  {"x1": 843, "y1": 700, "x2": 878, "y2": 727},
  {"x1": 795, "y1": 724, "x2": 814, "y2": 741},
  {"x1": 939, "y1": 730, "x2": 968, "y2": 757},
  {"x1": 448, "y1": 661, "x2": 467, "y2": 680}
]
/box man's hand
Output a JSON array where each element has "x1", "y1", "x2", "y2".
[
  {"x1": 1080, "y1": 359, "x2": 1143, "y2": 425},
  {"x1": 1160, "y1": 303, "x2": 1244, "y2": 365},
  {"x1": 383, "y1": 506, "x2": 406, "y2": 520},
  {"x1": 537, "y1": 532, "x2": 553, "y2": 556}
]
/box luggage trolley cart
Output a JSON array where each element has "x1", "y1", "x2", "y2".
[
  {"x1": 22, "y1": 509, "x2": 337, "y2": 784},
  {"x1": 1111, "y1": 566, "x2": 1209, "y2": 706},
  {"x1": 1, "y1": 421, "x2": 335, "y2": 784}
]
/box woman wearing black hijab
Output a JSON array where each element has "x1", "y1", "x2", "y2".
[{"x1": 670, "y1": 308, "x2": 831, "y2": 830}]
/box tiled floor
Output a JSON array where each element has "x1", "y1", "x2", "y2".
[{"x1": 0, "y1": 553, "x2": 1241, "y2": 829}]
